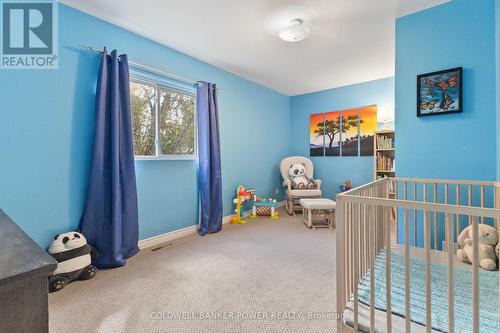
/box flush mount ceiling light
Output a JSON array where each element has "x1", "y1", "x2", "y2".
[{"x1": 279, "y1": 18, "x2": 310, "y2": 42}]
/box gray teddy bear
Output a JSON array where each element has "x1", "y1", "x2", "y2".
[{"x1": 288, "y1": 163, "x2": 315, "y2": 189}]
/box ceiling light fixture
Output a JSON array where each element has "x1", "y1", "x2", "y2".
[{"x1": 279, "y1": 18, "x2": 310, "y2": 42}]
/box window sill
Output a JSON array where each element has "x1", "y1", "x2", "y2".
[{"x1": 135, "y1": 155, "x2": 198, "y2": 161}]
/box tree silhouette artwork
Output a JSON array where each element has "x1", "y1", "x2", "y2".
[{"x1": 314, "y1": 114, "x2": 363, "y2": 148}]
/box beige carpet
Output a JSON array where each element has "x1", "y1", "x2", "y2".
[{"x1": 49, "y1": 208, "x2": 336, "y2": 333}]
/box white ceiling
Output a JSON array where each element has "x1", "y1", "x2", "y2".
[{"x1": 61, "y1": 0, "x2": 449, "y2": 96}]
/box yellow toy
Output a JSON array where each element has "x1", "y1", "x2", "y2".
[{"x1": 230, "y1": 185, "x2": 254, "y2": 224}]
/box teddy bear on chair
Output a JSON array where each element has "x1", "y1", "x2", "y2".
[
  {"x1": 288, "y1": 163, "x2": 315, "y2": 189},
  {"x1": 456, "y1": 224, "x2": 498, "y2": 271}
]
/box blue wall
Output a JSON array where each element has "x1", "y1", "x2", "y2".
[
  {"x1": 2, "y1": 1, "x2": 498, "y2": 249},
  {"x1": 395, "y1": 0, "x2": 497, "y2": 245},
  {"x1": 0, "y1": 4, "x2": 290, "y2": 248},
  {"x1": 396, "y1": 0, "x2": 497, "y2": 182},
  {"x1": 290, "y1": 77, "x2": 395, "y2": 199},
  {"x1": 497, "y1": 0, "x2": 500, "y2": 181}
]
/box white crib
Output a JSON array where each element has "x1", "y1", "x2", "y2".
[{"x1": 336, "y1": 177, "x2": 500, "y2": 333}]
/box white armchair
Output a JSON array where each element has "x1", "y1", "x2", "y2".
[{"x1": 280, "y1": 156, "x2": 322, "y2": 215}]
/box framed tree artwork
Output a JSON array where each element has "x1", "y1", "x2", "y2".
[
  {"x1": 323, "y1": 111, "x2": 341, "y2": 156},
  {"x1": 309, "y1": 113, "x2": 325, "y2": 156},
  {"x1": 340, "y1": 108, "x2": 360, "y2": 156},
  {"x1": 417, "y1": 67, "x2": 462, "y2": 117},
  {"x1": 359, "y1": 105, "x2": 378, "y2": 156},
  {"x1": 309, "y1": 105, "x2": 378, "y2": 157}
]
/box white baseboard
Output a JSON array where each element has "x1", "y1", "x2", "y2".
[
  {"x1": 138, "y1": 200, "x2": 285, "y2": 250},
  {"x1": 138, "y1": 225, "x2": 198, "y2": 249}
]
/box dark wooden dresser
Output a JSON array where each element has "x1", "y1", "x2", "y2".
[{"x1": 0, "y1": 209, "x2": 57, "y2": 333}]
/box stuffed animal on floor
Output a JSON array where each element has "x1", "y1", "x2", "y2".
[
  {"x1": 456, "y1": 224, "x2": 498, "y2": 271},
  {"x1": 288, "y1": 163, "x2": 315, "y2": 189},
  {"x1": 48, "y1": 231, "x2": 98, "y2": 292}
]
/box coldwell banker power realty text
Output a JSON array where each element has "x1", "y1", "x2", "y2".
[{"x1": 1, "y1": 0, "x2": 58, "y2": 69}]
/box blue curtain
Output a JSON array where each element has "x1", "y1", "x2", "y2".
[
  {"x1": 80, "y1": 49, "x2": 139, "y2": 268},
  {"x1": 197, "y1": 82, "x2": 223, "y2": 235}
]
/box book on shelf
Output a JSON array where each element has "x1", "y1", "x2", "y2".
[
  {"x1": 376, "y1": 135, "x2": 395, "y2": 150},
  {"x1": 376, "y1": 153, "x2": 395, "y2": 172}
]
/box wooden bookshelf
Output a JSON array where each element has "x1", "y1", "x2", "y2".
[{"x1": 374, "y1": 130, "x2": 395, "y2": 180}]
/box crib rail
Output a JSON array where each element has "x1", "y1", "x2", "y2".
[{"x1": 336, "y1": 177, "x2": 500, "y2": 333}]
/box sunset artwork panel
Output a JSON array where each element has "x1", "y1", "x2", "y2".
[
  {"x1": 309, "y1": 105, "x2": 377, "y2": 157},
  {"x1": 340, "y1": 108, "x2": 359, "y2": 156},
  {"x1": 324, "y1": 111, "x2": 341, "y2": 156},
  {"x1": 359, "y1": 105, "x2": 378, "y2": 156},
  {"x1": 309, "y1": 113, "x2": 325, "y2": 156}
]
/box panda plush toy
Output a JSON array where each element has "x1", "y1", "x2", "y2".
[
  {"x1": 48, "y1": 231, "x2": 98, "y2": 292},
  {"x1": 288, "y1": 163, "x2": 315, "y2": 189}
]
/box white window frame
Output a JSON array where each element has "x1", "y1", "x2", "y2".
[{"x1": 131, "y1": 76, "x2": 197, "y2": 161}]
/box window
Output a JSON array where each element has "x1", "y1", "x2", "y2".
[
  {"x1": 130, "y1": 78, "x2": 196, "y2": 159},
  {"x1": 130, "y1": 80, "x2": 156, "y2": 156}
]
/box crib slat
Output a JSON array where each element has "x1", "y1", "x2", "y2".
[
  {"x1": 472, "y1": 216, "x2": 479, "y2": 333},
  {"x1": 446, "y1": 213, "x2": 454, "y2": 333},
  {"x1": 468, "y1": 185, "x2": 472, "y2": 226},
  {"x1": 361, "y1": 200, "x2": 364, "y2": 278},
  {"x1": 404, "y1": 182, "x2": 407, "y2": 201},
  {"x1": 352, "y1": 203, "x2": 356, "y2": 297},
  {"x1": 348, "y1": 201, "x2": 352, "y2": 299},
  {"x1": 480, "y1": 185, "x2": 485, "y2": 224},
  {"x1": 424, "y1": 210, "x2": 431, "y2": 332},
  {"x1": 343, "y1": 203, "x2": 348, "y2": 303},
  {"x1": 433, "y1": 183, "x2": 438, "y2": 250},
  {"x1": 370, "y1": 203, "x2": 375, "y2": 333},
  {"x1": 360, "y1": 203, "x2": 365, "y2": 277},
  {"x1": 363, "y1": 205, "x2": 370, "y2": 276},
  {"x1": 414, "y1": 183, "x2": 418, "y2": 247},
  {"x1": 345, "y1": 202, "x2": 350, "y2": 303},
  {"x1": 456, "y1": 184, "x2": 460, "y2": 241},
  {"x1": 386, "y1": 203, "x2": 392, "y2": 333},
  {"x1": 335, "y1": 198, "x2": 345, "y2": 333},
  {"x1": 404, "y1": 207, "x2": 411, "y2": 333},
  {"x1": 493, "y1": 183, "x2": 500, "y2": 228},
  {"x1": 394, "y1": 180, "x2": 398, "y2": 223},
  {"x1": 348, "y1": 202, "x2": 353, "y2": 301},
  {"x1": 353, "y1": 204, "x2": 359, "y2": 331},
  {"x1": 495, "y1": 185, "x2": 499, "y2": 228},
  {"x1": 445, "y1": 184, "x2": 449, "y2": 249}
]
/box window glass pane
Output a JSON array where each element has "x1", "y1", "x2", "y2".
[
  {"x1": 159, "y1": 87, "x2": 195, "y2": 155},
  {"x1": 130, "y1": 81, "x2": 156, "y2": 156}
]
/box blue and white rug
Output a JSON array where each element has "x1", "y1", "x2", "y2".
[{"x1": 357, "y1": 250, "x2": 499, "y2": 332}]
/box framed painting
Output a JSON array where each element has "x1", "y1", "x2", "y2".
[
  {"x1": 324, "y1": 111, "x2": 341, "y2": 156},
  {"x1": 417, "y1": 67, "x2": 462, "y2": 117},
  {"x1": 340, "y1": 108, "x2": 359, "y2": 156},
  {"x1": 309, "y1": 113, "x2": 325, "y2": 156},
  {"x1": 359, "y1": 105, "x2": 377, "y2": 156}
]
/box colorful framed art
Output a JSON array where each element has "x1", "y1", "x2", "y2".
[
  {"x1": 309, "y1": 105, "x2": 378, "y2": 157},
  {"x1": 417, "y1": 67, "x2": 462, "y2": 117},
  {"x1": 309, "y1": 113, "x2": 325, "y2": 156},
  {"x1": 323, "y1": 111, "x2": 341, "y2": 156}
]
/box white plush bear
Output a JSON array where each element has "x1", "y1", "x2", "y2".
[
  {"x1": 456, "y1": 224, "x2": 498, "y2": 271},
  {"x1": 288, "y1": 163, "x2": 314, "y2": 189}
]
